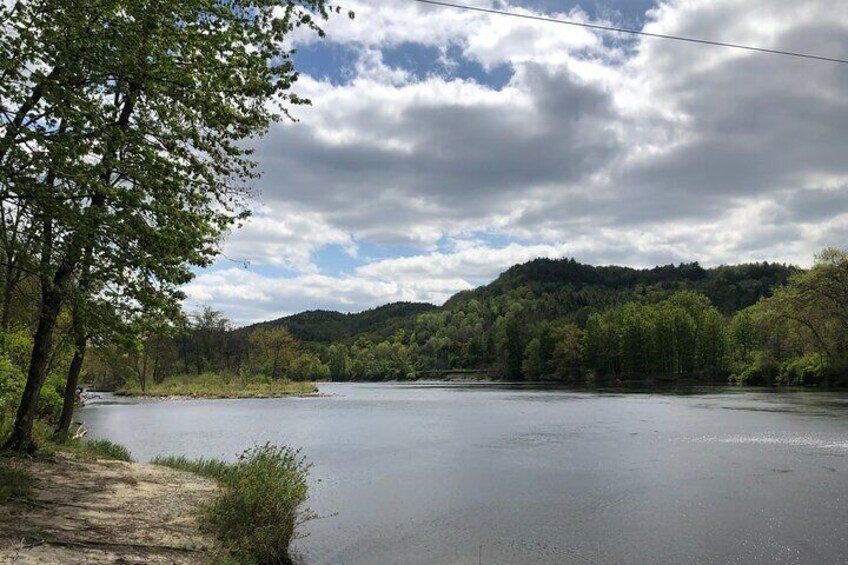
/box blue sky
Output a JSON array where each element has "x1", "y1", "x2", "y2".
[{"x1": 185, "y1": 0, "x2": 848, "y2": 324}]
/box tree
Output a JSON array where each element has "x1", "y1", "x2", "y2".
[
  {"x1": 326, "y1": 344, "x2": 349, "y2": 381},
  {"x1": 550, "y1": 323, "x2": 583, "y2": 382},
  {"x1": 250, "y1": 326, "x2": 299, "y2": 379},
  {"x1": 2, "y1": 0, "x2": 342, "y2": 452},
  {"x1": 767, "y1": 248, "x2": 848, "y2": 382}
]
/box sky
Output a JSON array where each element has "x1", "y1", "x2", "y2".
[{"x1": 185, "y1": 0, "x2": 848, "y2": 324}]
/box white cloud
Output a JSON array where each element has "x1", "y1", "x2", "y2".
[
  {"x1": 200, "y1": 0, "x2": 848, "y2": 321},
  {"x1": 221, "y1": 206, "x2": 356, "y2": 273},
  {"x1": 187, "y1": 241, "x2": 574, "y2": 324}
]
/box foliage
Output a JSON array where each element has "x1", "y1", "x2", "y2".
[
  {"x1": 250, "y1": 326, "x2": 299, "y2": 380},
  {"x1": 727, "y1": 249, "x2": 848, "y2": 387},
  {"x1": 779, "y1": 353, "x2": 826, "y2": 386},
  {"x1": 731, "y1": 351, "x2": 779, "y2": 385},
  {"x1": 315, "y1": 259, "x2": 793, "y2": 383},
  {"x1": 201, "y1": 444, "x2": 313, "y2": 565},
  {"x1": 0, "y1": 355, "x2": 26, "y2": 429}
]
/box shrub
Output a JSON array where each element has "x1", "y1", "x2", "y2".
[
  {"x1": 202, "y1": 443, "x2": 313, "y2": 565},
  {"x1": 37, "y1": 372, "x2": 67, "y2": 424},
  {"x1": 0, "y1": 355, "x2": 25, "y2": 430}
]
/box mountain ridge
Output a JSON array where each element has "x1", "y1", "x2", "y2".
[{"x1": 249, "y1": 257, "x2": 798, "y2": 344}]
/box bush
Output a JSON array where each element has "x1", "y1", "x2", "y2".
[
  {"x1": 37, "y1": 372, "x2": 67, "y2": 424},
  {"x1": 202, "y1": 443, "x2": 313, "y2": 565},
  {"x1": 0, "y1": 355, "x2": 25, "y2": 430}
]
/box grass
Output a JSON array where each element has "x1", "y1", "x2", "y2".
[
  {"x1": 32, "y1": 421, "x2": 134, "y2": 462},
  {"x1": 80, "y1": 439, "x2": 134, "y2": 462},
  {"x1": 151, "y1": 454, "x2": 231, "y2": 480},
  {"x1": 0, "y1": 458, "x2": 34, "y2": 503},
  {"x1": 118, "y1": 372, "x2": 318, "y2": 399},
  {"x1": 154, "y1": 443, "x2": 313, "y2": 565}
]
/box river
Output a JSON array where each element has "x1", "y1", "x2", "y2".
[{"x1": 79, "y1": 383, "x2": 848, "y2": 564}]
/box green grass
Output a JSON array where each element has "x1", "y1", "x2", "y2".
[
  {"x1": 0, "y1": 458, "x2": 34, "y2": 503},
  {"x1": 151, "y1": 455, "x2": 231, "y2": 480},
  {"x1": 154, "y1": 443, "x2": 313, "y2": 565},
  {"x1": 119, "y1": 372, "x2": 318, "y2": 399},
  {"x1": 81, "y1": 439, "x2": 134, "y2": 462}
]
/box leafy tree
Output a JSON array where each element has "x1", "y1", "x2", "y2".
[
  {"x1": 2, "y1": 0, "x2": 342, "y2": 452},
  {"x1": 250, "y1": 326, "x2": 299, "y2": 380},
  {"x1": 326, "y1": 344, "x2": 349, "y2": 381},
  {"x1": 550, "y1": 323, "x2": 584, "y2": 382}
]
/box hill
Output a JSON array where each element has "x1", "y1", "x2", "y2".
[
  {"x1": 225, "y1": 257, "x2": 803, "y2": 384},
  {"x1": 446, "y1": 258, "x2": 796, "y2": 315},
  {"x1": 246, "y1": 301, "x2": 438, "y2": 344}
]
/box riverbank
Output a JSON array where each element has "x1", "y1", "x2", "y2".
[{"x1": 0, "y1": 453, "x2": 218, "y2": 564}]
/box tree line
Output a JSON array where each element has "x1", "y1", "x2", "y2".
[
  {"x1": 124, "y1": 253, "x2": 837, "y2": 387},
  {"x1": 79, "y1": 252, "x2": 843, "y2": 388}
]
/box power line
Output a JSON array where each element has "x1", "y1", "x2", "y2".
[{"x1": 410, "y1": 0, "x2": 848, "y2": 65}]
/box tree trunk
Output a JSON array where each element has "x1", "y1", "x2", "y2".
[
  {"x1": 1, "y1": 270, "x2": 14, "y2": 331},
  {"x1": 2, "y1": 281, "x2": 66, "y2": 453},
  {"x1": 56, "y1": 332, "x2": 87, "y2": 436}
]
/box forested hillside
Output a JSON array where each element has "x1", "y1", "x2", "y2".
[
  {"x1": 310, "y1": 258, "x2": 805, "y2": 382},
  {"x1": 243, "y1": 302, "x2": 437, "y2": 343},
  {"x1": 76, "y1": 256, "x2": 823, "y2": 389}
]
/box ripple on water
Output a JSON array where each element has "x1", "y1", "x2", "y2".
[{"x1": 689, "y1": 434, "x2": 848, "y2": 452}]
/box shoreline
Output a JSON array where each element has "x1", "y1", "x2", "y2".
[
  {"x1": 109, "y1": 379, "x2": 321, "y2": 401},
  {"x1": 0, "y1": 453, "x2": 218, "y2": 564},
  {"x1": 114, "y1": 390, "x2": 327, "y2": 401}
]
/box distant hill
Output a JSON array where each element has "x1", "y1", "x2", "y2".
[
  {"x1": 244, "y1": 258, "x2": 797, "y2": 347},
  {"x1": 246, "y1": 301, "x2": 437, "y2": 343},
  {"x1": 444, "y1": 258, "x2": 797, "y2": 315}
]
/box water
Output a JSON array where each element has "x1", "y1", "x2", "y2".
[{"x1": 79, "y1": 383, "x2": 848, "y2": 564}]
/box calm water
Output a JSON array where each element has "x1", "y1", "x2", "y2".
[{"x1": 79, "y1": 383, "x2": 848, "y2": 564}]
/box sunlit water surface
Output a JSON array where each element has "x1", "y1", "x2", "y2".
[{"x1": 79, "y1": 383, "x2": 848, "y2": 564}]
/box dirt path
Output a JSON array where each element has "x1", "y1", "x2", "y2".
[{"x1": 0, "y1": 454, "x2": 218, "y2": 564}]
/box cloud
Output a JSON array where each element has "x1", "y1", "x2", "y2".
[
  {"x1": 186, "y1": 240, "x2": 572, "y2": 324},
  {"x1": 219, "y1": 206, "x2": 356, "y2": 273},
  {"x1": 198, "y1": 0, "x2": 848, "y2": 321}
]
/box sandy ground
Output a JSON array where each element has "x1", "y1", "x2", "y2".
[{"x1": 0, "y1": 453, "x2": 218, "y2": 564}]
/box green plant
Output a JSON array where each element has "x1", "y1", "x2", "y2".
[
  {"x1": 731, "y1": 351, "x2": 779, "y2": 385},
  {"x1": 779, "y1": 353, "x2": 825, "y2": 385},
  {"x1": 202, "y1": 443, "x2": 313, "y2": 565},
  {"x1": 152, "y1": 455, "x2": 232, "y2": 481},
  {"x1": 83, "y1": 439, "x2": 134, "y2": 462},
  {"x1": 0, "y1": 355, "x2": 25, "y2": 430}
]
